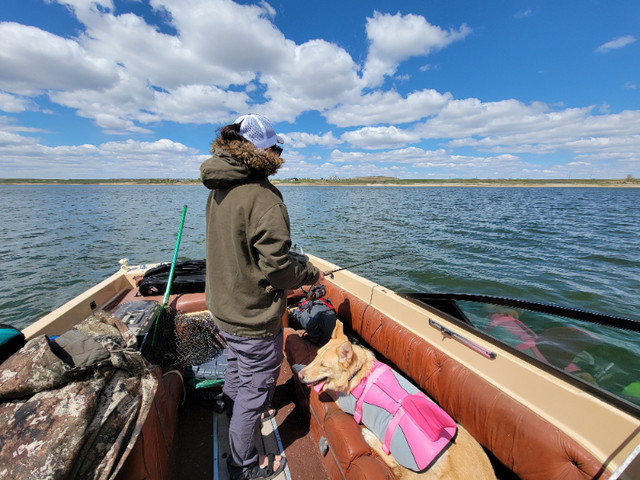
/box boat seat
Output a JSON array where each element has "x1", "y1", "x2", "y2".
[
  {"x1": 174, "y1": 292, "x2": 208, "y2": 313},
  {"x1": 115, "y1": 289, "x2": 208, "y2": 314},
  {"x1": 307, "y1": 280, "x2": 609, "y2": 480},
  {"x1": 117, "y1": 367, "x2": 184, "y2": 480}
]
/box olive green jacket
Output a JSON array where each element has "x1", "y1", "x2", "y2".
[{"x1": 200, "y1": 138, "x2": 320, "y2": 338}]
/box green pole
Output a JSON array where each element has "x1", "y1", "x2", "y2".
[
  {"x1": 152, "y1": 205, "x2": 188, "y2": 347},
  {"x1": 162, "y1": 205, "x2": 188, "y2": 309}
]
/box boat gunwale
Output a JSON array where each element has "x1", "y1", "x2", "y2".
[{"x1": 21, "y1": 264, "x2": 154, "y2": 340}]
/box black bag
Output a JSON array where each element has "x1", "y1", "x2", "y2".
[
  {"x1": 290, "y1": 298, "x2": 337, "y2": 346},
  {"x1": 139, "y1": 259, "x2": 206, "y2": 296}
]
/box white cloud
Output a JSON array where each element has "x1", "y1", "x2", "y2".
[
  {"x1": 322, "y1": 146, "x2": 530, "y2": 178},
  {"x1": 514, "y1": 9, "x2": 533, "y2": 19},
  {"x1": 341, "y1": 125, "x2": 420, "y2": 149},
  {"x1": 596, "y1": 35, "x2": 636, "y2": 53},
  {"x1": 48, "y1": 0, "x2": 114, "y2": 17},
  {"x1": 260, "y1": 39, "x2": 362, "y2": 120},
  {"x1": 49, "y1": 69, "x2": 156, "y2": 133},
  {"x1": 0, "y1": 129, "x2": 40, "y2": 148},
  {"x1": 0, "y1": 92, "x2": 36, "y2": 113},
  {"x1": 285, "y1": 131, "x2": 341, "y2": 149},
  {"x1": 147, "y1": 0, "x2": 291, "y2": 85},
  {"x1": 153, "y1": 85, "x2": 250, "y2": 124},
  {"x1": 322, "y1": 96, "x2": 640, "y2": 174},
  {"x1": 427, "y1": 101, "x2": 640, "y2": 163},
  {"x1": 0, "y1": 133, "x2": 205, "y2": 177},
  {"x1": 325, "y1": 89, "x2": 452, "y2": 127},
  {"x1": 362, "y1": 11, "x2": 470, "y2": 86},
  {"x1": 416, "y1": 98, "x2": 581, "y2": 142},
  {"x1": 329, "y1": 146, "x2": 444, "y2": 164},
  {"x1": 0, "y1": 2, "x2": 472, "y2": 139},
  {"x1": 0, "y1": 22, "x2": 118, "y2": 95},
  {"x1": 3, "y1": 0, "x2": 363, "y2": 132}
]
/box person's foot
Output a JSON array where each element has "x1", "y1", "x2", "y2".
[
  {"x1": 228, "y1": 453, "x2": 286, "y2": 480},
  {"x1": 259, "y1": 454, "x2": 282, "y2": 471},
  {"x1": 260, "y1": 408, "x2": 276, "y2": 422}
]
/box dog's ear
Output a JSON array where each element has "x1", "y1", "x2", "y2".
[
  {"x1": 331, "y1": 320, "x2": 344, "y2": 340},
  {"x1": 337, "y1": 341, "x2": 353, "y2": 365}
]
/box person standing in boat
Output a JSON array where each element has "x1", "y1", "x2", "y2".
[{"x1": 200, "y1": 113, "x2": 323, "y2": 480}]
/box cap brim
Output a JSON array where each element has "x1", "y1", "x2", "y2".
[{"x1": 276, "y1": 134, "x2": 285, "y2": 144}]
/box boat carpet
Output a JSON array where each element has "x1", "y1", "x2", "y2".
[{"x1": 170, "y1": 358, "x2": 329, "y2": 480}]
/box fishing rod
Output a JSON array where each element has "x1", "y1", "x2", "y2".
[
  {"x1": 265, "y1": 251, "x2": 410, "y2": 293},
  {"x1": 324, "y1": 252, "x2": 408, "y2": 278}
]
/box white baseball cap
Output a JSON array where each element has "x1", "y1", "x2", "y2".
[{"x1": 233, "y1": 114, "x2": 285, "y2": 150}]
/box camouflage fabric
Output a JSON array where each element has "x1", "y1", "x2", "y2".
[{"x1": 0, "y1": 311, "x2": 158, "y2": 480}]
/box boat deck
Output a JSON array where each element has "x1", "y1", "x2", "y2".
[{"x1": 171, "y1": 357, "x2": 329, "y2": 480}]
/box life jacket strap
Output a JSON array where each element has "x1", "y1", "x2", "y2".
[
  {"x1": 353, "y1": 362, "x2": 385, "y2": 423},
  {"x1": 383, "y1": 405, "x2": 405, "y2": 454}
]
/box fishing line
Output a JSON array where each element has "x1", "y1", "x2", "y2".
[{"x1": 324, "y1": 251, "x2": 413, "y2": 278}]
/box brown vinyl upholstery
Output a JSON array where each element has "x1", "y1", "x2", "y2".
[
  {"x1": 285, "y1": 281, "x2": 610, "y2": 480},
  {"x1": 116, "y1": 289, "x2": 208, "y2": 313},
  {"x1": 116, "y1": 367, "x2": 184, "y2": 480},
  {"x1": 111, "y1": 290, "x2": 190, "y2": 480}
]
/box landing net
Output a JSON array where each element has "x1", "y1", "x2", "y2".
[{"x1": 141, "y1": 309, "x2": 225, "y2": 368}]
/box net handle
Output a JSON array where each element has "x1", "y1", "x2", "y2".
[
  {"x1": 162, "y1": 205, "x2": 188, "y2": 308},
  {"x1": 151, "y1": 205, "x2": 187, "y2": 349}
]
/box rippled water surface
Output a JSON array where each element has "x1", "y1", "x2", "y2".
[{"x1": 2, "y1": 184, "x2": 639, "y2": 330}]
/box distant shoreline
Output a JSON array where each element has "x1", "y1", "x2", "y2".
[
  {"x1": 274, "y1": 181, "x2": 640, "y2": 188},
  {"x1": 1, "y1": 178, "x2": 639, "y2": 188}
]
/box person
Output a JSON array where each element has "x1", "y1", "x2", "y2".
[{"x1": 200, "y1": 114, "x2": 324, "y2": 480}]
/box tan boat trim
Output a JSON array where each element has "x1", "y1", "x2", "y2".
[{"x1": 22, "y1": 265, "x2": 149, "y2": 340}]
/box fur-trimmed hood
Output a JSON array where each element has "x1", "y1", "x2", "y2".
[{"x1": 200, "y1": 138, "x2": 283, "y2": 190}]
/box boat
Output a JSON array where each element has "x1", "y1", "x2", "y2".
[{"x1": 4, "y1": 254, "x2": 640, "y2": 480}]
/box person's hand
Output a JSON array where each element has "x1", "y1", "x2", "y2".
[{"x1": 317, "y1": 270, "x2": 325, "y2": 282}]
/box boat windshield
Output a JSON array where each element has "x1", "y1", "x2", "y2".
[
  {"x1": 459, "y1": 299, "x2": 640, "y2": 410},
  {"x1": 404, "y1": 293, "x2": 640, "y2": 412}
]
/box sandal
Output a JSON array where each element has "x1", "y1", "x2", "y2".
[
  {"x1": 260, "y1": 408, "x2": 277, "y2": 422},
  {"x1": 228, "y1": 454, "x2": 286, "y2": 480}
]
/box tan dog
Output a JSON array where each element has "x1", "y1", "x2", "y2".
[{"x1": 298, "y1": 321, "x2": 496, "y2": 480}]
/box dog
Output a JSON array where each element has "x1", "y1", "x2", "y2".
[{"x1": 298, "y1": 321, "x2": 497, "y2": 480}]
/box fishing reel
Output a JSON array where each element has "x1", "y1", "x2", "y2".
[{"x1": 306, "y1": 284, "x2": 326, "y2": 300}]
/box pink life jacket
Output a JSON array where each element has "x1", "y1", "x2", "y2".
[{"x1": 336, "y1": 362, "x2": 458, "y2": 472}]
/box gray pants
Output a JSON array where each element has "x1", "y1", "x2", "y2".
[{"x1": 221, "y1": 329, "x2": 283, "y2": 469}]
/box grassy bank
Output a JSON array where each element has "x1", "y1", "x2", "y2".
[
  {"x1": 1, "y1": 177, "x2": 639, "y2": 187},
  {"x1": 273, "y1": 177, "x2": 640, "y2": 187}
]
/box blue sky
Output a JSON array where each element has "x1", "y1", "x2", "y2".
[{"x1": 1, "y1": 0, "x2": 638, "y2": 179}]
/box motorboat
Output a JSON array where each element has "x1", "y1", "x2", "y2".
[{"x1": 3, "y1": 254, "x2": 639, "y2": 480}]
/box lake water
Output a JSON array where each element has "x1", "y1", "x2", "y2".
[{"x1": 1, "y1": 184, "x2": 639, "y2": 331}]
